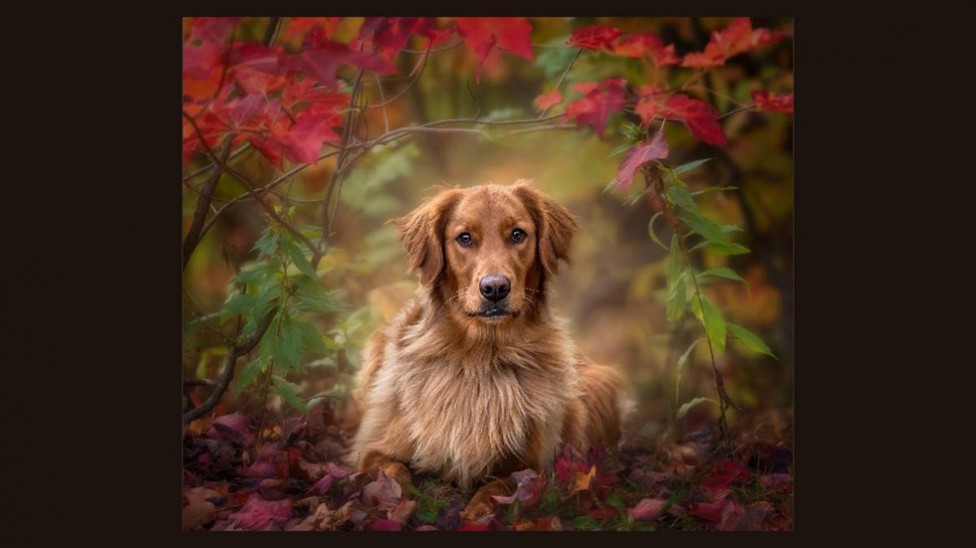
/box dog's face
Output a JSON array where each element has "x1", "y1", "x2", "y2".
[{"x1": 396, "y1": 181, "x2": 578, "y2": 324}]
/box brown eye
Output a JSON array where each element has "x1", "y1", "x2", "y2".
[
  {"x1": 457, "y1": 233, "x2": 473, "y2": 247},
  {"x1": 511, "y1": 228, "x2": 526, "y2": 243}
]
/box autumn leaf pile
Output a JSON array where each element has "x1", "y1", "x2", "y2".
[{"x1": 182, "y1": 404, "x2": 793, "y2": 532}]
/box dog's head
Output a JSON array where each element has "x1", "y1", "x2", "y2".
[{"x1": 394, "y1": 180, "x2": 578, "y2": 324}]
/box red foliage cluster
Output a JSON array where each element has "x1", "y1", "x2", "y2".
[
  {"x1": 182, "y1": 17, "x2": 536, "y2": 167},
  {"x1": 681, "y1": 17, "x2": 790, "y2": 68}
]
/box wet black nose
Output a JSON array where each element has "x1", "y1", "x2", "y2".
[{"x1": 479, "y1": 275, "x2": 511, "y2": 302}]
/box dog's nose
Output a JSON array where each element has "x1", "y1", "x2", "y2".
[{"x1": 479, "y1": 275, "x2": 511, "y2": 302}]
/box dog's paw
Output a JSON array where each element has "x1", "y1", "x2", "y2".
[
  {"x1": 459, "y1": 498, "x2": 493, "y2": 522},
  {"x1": 381, "y1": 461, "x2": 413, "y2": 492},
  {"x1": 459, "y1": 479, "x2": 513, "y2": 522}
]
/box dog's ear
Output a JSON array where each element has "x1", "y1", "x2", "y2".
[
  {"x1": 393, "y1": 189, "x2": 462, "y2": 286},
  {"x1": 511, "y1": 180, "x2": 579, "y2": 276}
]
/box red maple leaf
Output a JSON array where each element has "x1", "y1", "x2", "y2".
[
  {"x1": 665, "y1": 94, "x2": 727, "y2": 145},
  {"x1": 288, "y1": 41, "x2": 397, "y2": 90},
  {"x1": 186, "y1": 17, "x2": 239, "y2": 44},
  {"x1": 455, "y1": 17, "x2": 534, "y2": 81},
  {"x1": 616, "y1": 129, "x2": 669, "y2": 191},
  {"x1": 182, "y1": 42, "x2": 227, "y2": 101},
  {"x1": 634, "y1": 84, "x2": 665, "y2": 125},
  {"x1": 356, "y1": 17, "x2": 428, "y2": 62},
  {"x1": 611, "y1": 33, "x2": 682, "y2": 66},
  {"x1": 682, "y1": 17, "x2": 789, "y2": 68},
  {"x1": 564, "y1": 79, "x2": 626, "y2": 138},
  {"x1": 752, "y1": 90, "x2": 793, "y2": 113},
  {"x1": 534, "y1": 90, "x2": 563, "y2": 111},
  {"x1": 633, "y1": 87, "x2": 727, "y2": 145},
  {"x1": 568, "y1": 23, "x2": 621, "y2": 51},
  {"x1": 284, "y1": 17, "x2": 344, "y2": 46},
  {"x1": 227, "y1": 494, "x2": 293, "y2": 531},
  {"x1": 228, "y1": 42, "x2": 287, "y2": 96}
]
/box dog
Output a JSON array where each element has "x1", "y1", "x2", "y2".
[{"x1": 347, "y1": 180, "x2": 632, "y2": 520}]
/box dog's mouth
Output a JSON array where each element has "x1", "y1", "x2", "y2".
[{"x1": 466, "y1": 306, "x2": 518, "y2": 319}]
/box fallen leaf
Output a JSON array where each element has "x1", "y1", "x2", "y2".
[
  {"x1": 227, "y1": 494, "x2": 293, "y2": 531},
  {"x1": 182, "y1": 493, "x2": 216, "y2": 530},
  {"x1": 627, "y1": 498, "x2": 668, "y2": 521},
  {"x1": 208, "y1": 412, "x2": 252, "y2": 446},
  {"x1": 388, "y1": 499, "x2": 417, "y2": 524},
  {"x1": 759, "y1": 473, "x2": 793, "y2": 494},
  {"x1": 490, "y1": 469, "x2": 545, "y2": 505},
  {"x1": 367, "y1": 517, "x2": 403, "y2": 531},
  {"x1": 361, "y1": 469, "x2": 403, "y2": 511},
  {"x1": 572, "y1": 465, "x2": 597, "y2": 493}
]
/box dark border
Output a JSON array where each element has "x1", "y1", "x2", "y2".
[{"x1": 9, "y1": 2, "x2": 955, "y2": 547}]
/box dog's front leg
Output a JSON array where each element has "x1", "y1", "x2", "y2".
[{"x1": 459, "y1": 476, "x2": 517, "y2": 521}]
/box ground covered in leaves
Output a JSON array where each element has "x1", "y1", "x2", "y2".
[{"x1": 182, "y1": 403, "x2": 793, "y2": 532}]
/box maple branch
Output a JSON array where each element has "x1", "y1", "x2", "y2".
[
  {"x1": 181, "y1": 311, "x2": 275, "y2": 430},
  {"x1": 182, "y1": 111, "x2": 321, "y2": 262},
  {"x1": 183, "y1": 135, "x2": 233, "y2": 270}
]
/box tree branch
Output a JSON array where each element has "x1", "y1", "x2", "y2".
[
  {"x1": 182, "y1": 111, "x2": 321, "y2": 263},
  {"x1": 181, "y1": 310, "x2": 275, "y2": 429},
  {"x1": 183, "y1": 135, "x2": 233, "y2": 270}
]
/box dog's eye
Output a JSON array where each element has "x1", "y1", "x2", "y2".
[
  {"x1": 511, "y1": 228, "x2": 526, "y2": 243},
  {"x1": 456, "y1": 233, "x2": 473, "y2": 247}
]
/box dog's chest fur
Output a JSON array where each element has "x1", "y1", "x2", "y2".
[{"x1": 372, "y1": 307, "x2": 580, "y2": 489}]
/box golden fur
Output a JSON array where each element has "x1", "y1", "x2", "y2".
[{"x1": 347, "y1": 181, "x2": 632, "y2": 513}]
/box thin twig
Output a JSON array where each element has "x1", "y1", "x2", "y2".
[
  {"x1": 371, "y1": 71, "x2": 390, "y2": 134},
  {"x1": 367, "y1": 45, "x2": 431, "y2": 109},
  {"x1": 538, "y1": 49, "x2": 582, "y2": 119},
  {"x1": 400, "y1": 39, "x2": 464, "y2": 54},
  {"x1": 183, "y1": 143, "x2": 252, "y2": 182},
  {"x1": 717, "y1": 103, "x2": 757, "y2": 120},
  {"x1": 319, "y1": 66, "x2": 366, "y2": 260}
]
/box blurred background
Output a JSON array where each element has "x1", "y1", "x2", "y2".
[{"x1": 183, "y1": 17, "x2": 793, "y2": 445}]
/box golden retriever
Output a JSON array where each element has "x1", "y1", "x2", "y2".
[{"x1": 347, "y1": 180, "x2": 632, "y2": 519}]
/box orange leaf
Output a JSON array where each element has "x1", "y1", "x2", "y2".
[
  {"x1": 534, "y1": 90, "x2": 563, "y2": 111},
  {"x1": 681, "y1": 17, "x2": 788, "y2": 68},
  {"x1": 572, "y1": 464, "x2": 597, "y2": 493}
]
